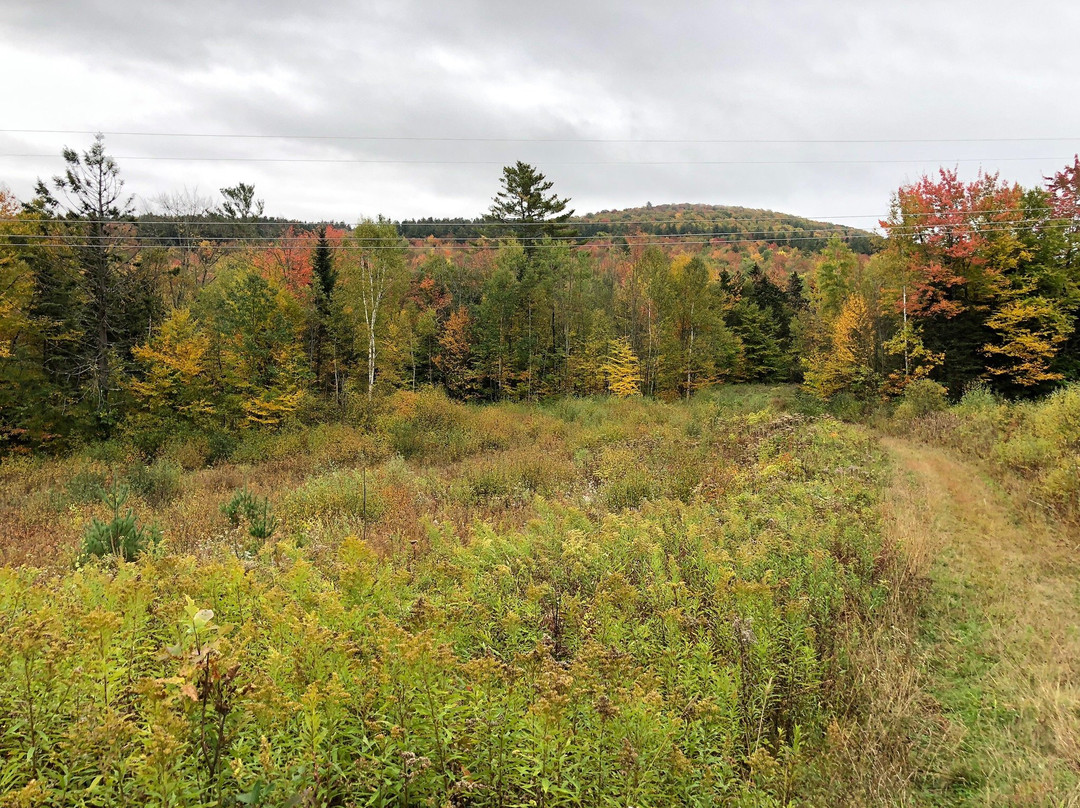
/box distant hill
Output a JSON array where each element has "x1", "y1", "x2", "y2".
[
  {"x1": 398, "y1": 203, "x2": 880, "y2": 254},
  {"x1": 130, "y1": 203, "x2": 879, "y2": 255},
  {"x1": 574, "y1": 203, "x2": 878, "y2": 252}
]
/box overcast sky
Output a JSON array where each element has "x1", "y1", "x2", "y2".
[{"x1": 2, "y1": 1, "x2": 1079, "y2": 229}]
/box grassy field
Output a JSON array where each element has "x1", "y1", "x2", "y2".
[
  {"x1": 1, "y1": 384, "x2": 1078, "y2": 806},
  {"x1": 0, "y1": 386, "x2": 899, "y2": 806}
]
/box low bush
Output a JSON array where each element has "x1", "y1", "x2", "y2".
[
  {"x1": 64, "y1": 466, "x2": 108, "y2": 504},
  {"x1": 894, "y1": 382, "x2": 1080, "y2": 522},
  {"x1": 893, "y1": 378, "x2": 948, "y2": 421},
  {"x1": 125, "y1": 458, "x2": 183, "y2": 506},
  {"x1": 281, "y1": 469, "x2": 385, "y2": 522},
  {"x1": 162, "y1": 433, "x2": 214, "y2": 470},
  {"x1": 80, "y1": 481, "x2": 161, "y2": 561}
]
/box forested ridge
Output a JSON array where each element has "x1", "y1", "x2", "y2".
[
  {"x1": 1, "y1": 141, "x2": 1079, "y2": 455},
  {"x1": 400, "y1": 201, "x2": 879, "y2": 253}
]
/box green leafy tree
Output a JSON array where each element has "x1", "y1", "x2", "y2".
[
  {"x1": 204, "y1": 267, "x2": 308, "y2": 426},
  {"x1": 812, "y1": 235, "x2": 859, "y2": 321}
]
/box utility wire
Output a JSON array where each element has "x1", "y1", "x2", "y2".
[
  {"x1": 0, "y1": 207, "x2": 1065, "y2": 228},
  {"x1": 1, "y1": 153, "x2": 1073, "y2": 166},
  {"x1": 4, "y1": 128, "x2": 1080, "y2": 145},
  {"x1": 13, "y1": 221, "x2": 1077, "y2": 252}
]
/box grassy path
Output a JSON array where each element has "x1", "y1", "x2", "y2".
[{"x1": 883, "y1": 437, "x2": 1080, "y2": 806}]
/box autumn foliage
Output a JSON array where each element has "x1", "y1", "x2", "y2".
[{"x1": 2, "y1": 146, "x2": 1080, "y2": 451}]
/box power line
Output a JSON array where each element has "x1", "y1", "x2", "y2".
[
  {"x1": 1, "y1": 153, "x2": 1073, "y2": 166},
  {"x1": 0, "y1": 207, "x2": 1065, "y2": 228},
  {"x1": 3, "y1": 216, "x2": 1066, "y2": 244},
  {"x1": 4, "y1": 128, "x2": 1080, "y2": 145},
  {"x1": 11, "y1": 221, "x2": 1076, "y2": 252}
]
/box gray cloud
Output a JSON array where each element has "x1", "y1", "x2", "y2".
[{"x1": 2, "y1": 0, "x2": 1079, "y2": 225}]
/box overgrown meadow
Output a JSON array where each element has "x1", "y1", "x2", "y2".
[
  {"x1": 891, "y1": 381, "x2": 1080, "y2": 524},
  {"x1": 0, "y1": 387, "x2": 891, "y2": 806}
]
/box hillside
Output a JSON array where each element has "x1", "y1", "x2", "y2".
[
  {"x1": 398, "y1": 202, "x2": 880, "y2": 253},
  {"x1": 574, "y1": 202, "x2": 879, "y2": 252}
]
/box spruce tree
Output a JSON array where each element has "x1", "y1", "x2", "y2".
[{"x1": 310, "y1": 227, "x2": 337, "y2": 388}]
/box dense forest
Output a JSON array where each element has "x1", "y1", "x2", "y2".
[{"x1": 1, "y1": 141, "x2": 1079, "y2": 455}]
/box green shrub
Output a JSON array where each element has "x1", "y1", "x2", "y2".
[
  {"x1": 65, "y1": 467, "x2": 108, "y2": 504},
  {"x1": 381, "y1": 388, "x2": 477, "y2": 462},
  {"x1": 80, "y1": 481, "x2": 161, "y2": 561},
  {"x1": 601, "y1": 468, "x2": 657, "y2": 509},
  {"x1": 281, "y1": 470, "x2": 385, "y2": 522},
  {"x1": 994, "y1": 434, "x2": 1056, "y2": 473},
  {"x1": 80, "y1": 439, "x2": 130, "y2": 464},
  {"x1": 229, "y1": 430, "x2": 305, "y2": 465},
  {"x1": 162, "y1": 433, "x2": 213, "y2": 470},
  {"x1": 957, "y1": 382, "x2": 999, "y2": 414},
  {"x1": 1031, "y1": 385, "x2": 1080, "y2": 451},
  {"x1": 125, "y1": 459, "x2": 183, "y2": 506},
  {"x1": 459, "y1": 465, "x2": 512, "y2": 504},
  {"x1": 894, "y1": 378, "x2": 949, "y2": 421},
  {"x1": 306, "y1": 423, "x2": 388, "y2": 467},
  {"x1": 827, "y1": 391, "x2": 867, "y2": 422},
  {"x1": 1041, "y1": 457, "x2": 1080, "y2": 510}
]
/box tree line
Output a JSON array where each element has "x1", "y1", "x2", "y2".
[{"x1": 1, "y1": 139, "x2": 1078, "y2": 453}]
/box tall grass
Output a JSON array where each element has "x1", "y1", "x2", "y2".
[
  {"x1": 0, "y1": 389, "x2": 893, "y2": 805},
  {"x1": 894, "y1": 383, "x2": 1080, "y2": 522}
]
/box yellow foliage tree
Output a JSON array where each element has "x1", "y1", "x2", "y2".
[
  {"x1": 804, "y1": 293, "x2": 878, "y2": 399},
  {"x1": 603, "y1": 337, "x2": 642, "y2": 398},
  {"x1": 0, "y1": 191, "x2": 32, "y2": 361},
  {"x1": 983, "y1": 297, "x2": 1070, "y2": 388},
  {"x1": 209, "y1": 268, "x2": 309, "y2": 427},
  {"x1": 129, "y1": 308, "x2": 216, "y2": 426},
  {"x1": 435, "y1": 307, "x2": 478, "y2": 398}
]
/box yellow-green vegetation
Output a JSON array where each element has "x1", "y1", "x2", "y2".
[
  {"x1": 826, "y1": 383, "x2": 1080, "y2": 805},
  {"x1": 0, "y1": 387, "x2": 897, "y2": 806},
  {"x1": 894, "y1": 382, "x2": 1080, "y2": 523},
  {"x1": 881, "y1": 438, "x2": 1080, "y2": 804}
]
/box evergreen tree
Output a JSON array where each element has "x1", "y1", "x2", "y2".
[
  {"x1": 786, "y1": 270, "x2": 808, "y2": 311},
  {"x1": 487, "y1": 161, "x2": 575, "y2": 256},
  {"x1": 219, "y1": 182, "x2": 264, "y2": 242},
  {"x1": 309, "y1": 227, "x2": 337, "y2": 389},
  {"x1": 33, "y1": 135, "x2": 152, "y2": 431}
]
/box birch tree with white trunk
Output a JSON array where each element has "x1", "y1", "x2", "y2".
[{"x1": 343, "y1": 218, "x2": 406, "y2": 399}]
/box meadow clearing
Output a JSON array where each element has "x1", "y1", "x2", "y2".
[{"x1": 1, "y1": 384, "x2": 1078, "y2": 806}]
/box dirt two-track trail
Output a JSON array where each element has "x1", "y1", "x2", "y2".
[{"x1": 882, "y1": 437, "x2": 1080, "y2": 806}]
